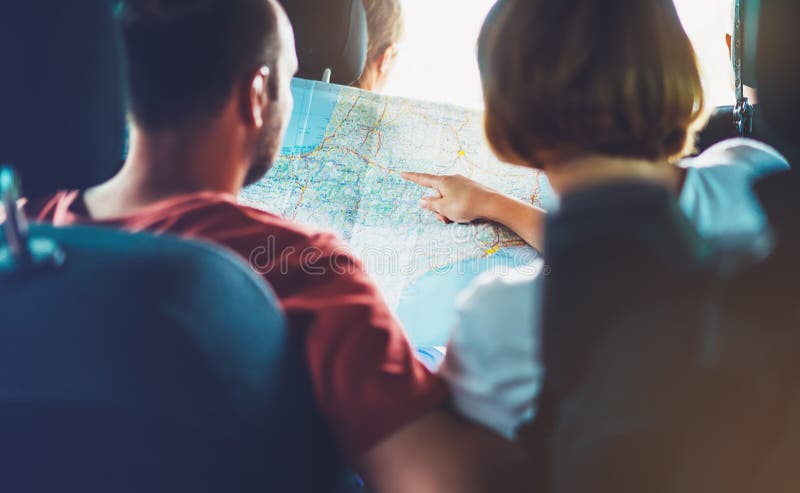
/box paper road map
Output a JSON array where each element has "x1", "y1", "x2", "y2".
[{"x1": 241, "y1": 79, "x2": 553, "y2": 344}]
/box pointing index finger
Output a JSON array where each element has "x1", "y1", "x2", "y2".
[{"x1": 401, "y1": 171, "x2": 442, "y2": 189}]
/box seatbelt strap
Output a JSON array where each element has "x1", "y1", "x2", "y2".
[
  {"x1": 0, "y1": 166, "x2": 65, "y2": 275},
  {"x1": 733, "y1": 0, "x2": 754, "y2": 136},
  {"x1": 0, "y1": 165, "x2": 31, "y2": 269}
]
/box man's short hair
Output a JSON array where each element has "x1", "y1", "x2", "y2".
[
  {"x1": 118, "y1": 0, "x2": 280, "y2": 130},
  {"x1": 478, "y1": 0, "x2": 707, "y2": 167}
]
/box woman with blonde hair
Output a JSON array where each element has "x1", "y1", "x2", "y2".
[{"x1": 404, "y1": 0, "x2": 788, "y2": 439}]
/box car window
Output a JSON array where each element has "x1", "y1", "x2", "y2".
[{"x1": 386, "y1": 0, "x2": 736, "y2": 108}]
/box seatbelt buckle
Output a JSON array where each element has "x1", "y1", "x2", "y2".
[{"x1": 733, "y1": 98, "x2": 754, "y2": 137}]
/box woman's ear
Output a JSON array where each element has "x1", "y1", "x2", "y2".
[
  {"x1": 247, "y1": 66, "x2": 271, "y2": 128},
  {"x1": 725, "y1": 33, "x2": 734, "y2": 62}
]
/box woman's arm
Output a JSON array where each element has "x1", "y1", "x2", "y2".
[
  {"x1": 482, "y1": 192, "x2": 546, "y2": 250},
  {"x1": 402, "y1": 172, "x2": 546, "y2": 250}
]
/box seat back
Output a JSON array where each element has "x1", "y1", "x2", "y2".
[
  {"x1": 526, "y1": 182, "x2": 798, "y2": 493},
  {"x1": 0, "y1": 1, "x2": 342, "y2": 489},
  {"x1": 732, "y1": 1, "x2": 800, "y2": 488},
  {"x1": 0, "y1": 225, "x2": 341, "y2": 492},
  {"x1": 695, "y1": 104, "x2": 771, "y2": 153},
  {"x1": 527, "y1": 1, "x2": 800, "y2": 489}
]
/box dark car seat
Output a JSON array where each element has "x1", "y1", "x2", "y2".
[
  {"x1": 524, "y1": 1, "x2": 800, "y2": 491},
  {"x1": 280, "y1": 0, "x2": 368, "y2": 84},
  {"x1": 727, "y1": 0, "x2": 800, "y2": 487},
  {"x1": 527, "y1": 174, "x2": 798, "y2": 493},
  {"x1": 0, "y1": 1, "x2": 341, "y2": 491}
]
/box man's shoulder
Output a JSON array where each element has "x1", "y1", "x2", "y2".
[
  {"x1": 679, "y1": 138, "x2": 790, "y2": 210},
  {"x1": 684, "y1": 138, "x2": 790, "y2": 179},
  {"x1": 678, "y1": 139, "x2": 787, "y2": 246},
  {"x1": 232, "y1": 202, "x2": 338, "y2": 241},
  {"x1": 187, "y1": 196, "x2": 349, "y2": 254}
]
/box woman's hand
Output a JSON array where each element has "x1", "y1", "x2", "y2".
[
  {"x1": 402, "y1": 172, "x2": 501, "y2": 224},
  {"x1": 402, "y1": 171, "x2": 547, "y2": 250}
]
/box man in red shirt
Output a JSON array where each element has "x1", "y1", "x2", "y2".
[{"x1": 30, "y1": 0, "x2": 529, "y2": 491}]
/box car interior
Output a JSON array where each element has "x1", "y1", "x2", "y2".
[
  {"x1": 1, "y1": 0, "x2": 798, "y2": 491},
  {"x1": 0, "y1": 1, "x2": 345, "y2": 491}
]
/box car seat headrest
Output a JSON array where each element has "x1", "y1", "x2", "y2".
[
  {"x1": 756, "y1": 0, "x2": 800, "y2": 151},
  {"x1": 280, "y1": 0, "x2": 368, "y2": 85},
  {"x1": 0, "y1": 0, "x2": 126, "y2": 200}
]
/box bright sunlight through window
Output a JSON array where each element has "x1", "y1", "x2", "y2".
[{"x1": 384, "y1": 0, "x2": 736, "y2": 109}]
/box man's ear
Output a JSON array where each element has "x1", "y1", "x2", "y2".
[
  {"x1": 377, "y1": 44, "x2": 397, "y2": 75},
  {"x1": 246, "y1": 66, "x2": 271, "y2": 128},
  {"x1": 726, "y1": 34, "x2": 733, "y2": 61}
]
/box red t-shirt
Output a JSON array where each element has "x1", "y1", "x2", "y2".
[{"x1": 30, "y1": 190, "x2": 448, "y2": 459}]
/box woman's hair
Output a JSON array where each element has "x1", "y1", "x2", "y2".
[
  {"x1": 478, "y1": 0, "x2": 707, "y2": 167},
  {"x1": 361, "y1": 0, "x2": 404, "y2": 65}
]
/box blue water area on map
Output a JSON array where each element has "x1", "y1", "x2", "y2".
[
  {"x1": 282, "y1": 78, "x2": 342, "y2": 156},
  {"x1": 397, "y1": 246, "x2": 542, "y2": 347}
]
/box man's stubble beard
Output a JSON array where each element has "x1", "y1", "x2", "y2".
[{"x1": 243, "y1": 109, "x2": 287, "y2": 187}]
